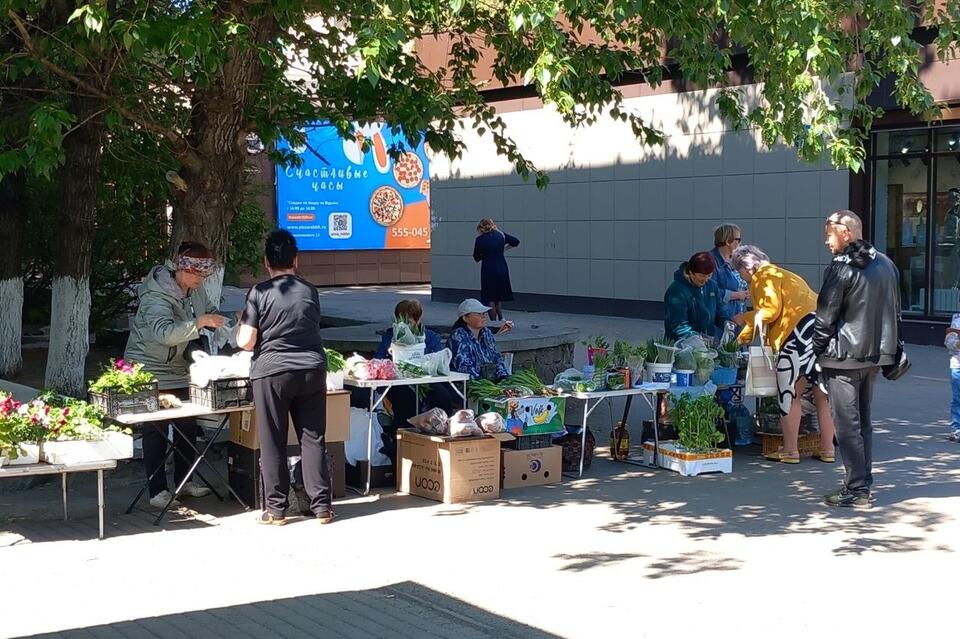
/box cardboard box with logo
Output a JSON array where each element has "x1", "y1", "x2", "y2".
[
  {"x1": 501, "y1": 445, "x2": 562, "y2": 489},
  {"x1": 396, "y1": 429, "x2": 500, "y2": 504},
  {"x1": 228, "y1": 390, "x2": 350, "y2": 450}
]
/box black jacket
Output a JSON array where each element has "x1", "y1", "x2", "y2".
[{"x1": 813, "y1": 240, "x2": 901, "y2": 369}]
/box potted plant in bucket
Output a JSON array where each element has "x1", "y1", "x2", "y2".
[
  {"x1": 712, "y1": 340, "x2": 740, "y2": 386},
  {"x1": 591, "y1": 351, "x2": 613, "y2": 390},
  {"x1": 693, "y1": 350, "x2": 717, "y2": 386},
  {"x1": 610, "y1": 341, "x2": 634, "y2": 389},
  {"x1": 582, "y1": 335, "x2": 610, "y2": 367},
  {"x1": 643, "y1": 393, "x2": 731, "y2": 476},
  {"x1": 673, "y1": 349, "x2": 697, "y2": 387},
  {"x1": 644, "y1": 336, "x2": 676, "y2": 383}
]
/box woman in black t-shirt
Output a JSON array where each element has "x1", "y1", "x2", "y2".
[{"x1": 237, "y1": 230, "x2": 333, "y2": 525}]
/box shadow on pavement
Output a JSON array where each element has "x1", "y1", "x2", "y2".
[{"x1": 23, "y1": 581, "x2": 561, "y2": 639}]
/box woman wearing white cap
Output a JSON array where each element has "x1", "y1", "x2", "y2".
[{"x1": 448, "y1": 299, "x2": 513, "y2": 380}]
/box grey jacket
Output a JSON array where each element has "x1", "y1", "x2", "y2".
[{"x1": 123, "y1": 264, "x2": 217, "y2": 389}]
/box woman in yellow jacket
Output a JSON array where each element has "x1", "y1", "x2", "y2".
[{"x1": 732, "y1": 245, "x2": 836, "y2": 464}]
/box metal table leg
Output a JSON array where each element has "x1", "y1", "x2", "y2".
[
  {"x1": 154, "y1": 415, "x2": 249, "y2": 525},
  {"x1": 97, "y1": 469, "x2": 105, "y2": 540},
  {"x1": 563, "y1": 397, "x2": 602, "y2": 479},
  {"x1": 62, "y1": 472, "x2": 68, "y2": 521},
  {"x1": 357, "y1": 386, "x2": 389, "y2": 497}
]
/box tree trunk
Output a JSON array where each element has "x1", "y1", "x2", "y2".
[
  {"x1": 169, "y1": 12, "x2": 277, "y2": 307},
  {"x1": 0, "y1": 171, "x2": 27, "y2": 378},
  {"x1": 44, "y1": 95, "x2": 105, "y2": 396}
]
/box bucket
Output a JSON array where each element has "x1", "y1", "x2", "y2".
[
  {"x1": 674, "y1": 369, "x2": 694, "y2": 387},
  {"x1": 389, "y1": 342, "x2": 426, "y2": 366},
  {"x1": 645, "y1": 362, "x2": 674, "y2": 384},
  {"x1": 711, "y1": 367, "x2": 737, "y2": 386}
]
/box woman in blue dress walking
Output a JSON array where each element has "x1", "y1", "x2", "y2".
[{"x1": 473, "y1": 217, "x2": 520, "y2": 321}]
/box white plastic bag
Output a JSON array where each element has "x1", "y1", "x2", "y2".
[
  {"x1": 449, "y1": 409, "x2": 483, "y2": 437},
  {"x1": 420, "y1": 348, "x2": 452, "y2": 376},
  {"x1": 188, "y1": 350, "x2": 252, "y2": 387},
  {"x1": 344, "y1": 407, "x2": 392, "y2": 466},
  {"x1": 477, "y1": 412, "x2": 506, "y2": 433},
  {"x1": 744, "y1": 318, "x2": 777, "y2": 397},
  {"x1": 408, "y1": 408, "x2": 449, "y2": 435}
]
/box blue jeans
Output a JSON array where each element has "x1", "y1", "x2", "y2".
[{"x1": 951, "y1": 368, "x2": 960, "y2": 433}]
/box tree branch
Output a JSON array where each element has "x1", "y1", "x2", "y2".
[{"x1": 6, "y1": 9, "x2": 202, "y2": 171}]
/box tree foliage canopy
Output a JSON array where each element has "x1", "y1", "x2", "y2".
[{"x1": 2, "y1": 1, "x2": 958, "y2": 191}]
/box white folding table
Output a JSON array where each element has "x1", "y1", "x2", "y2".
[
  {"x1": 0, "y1": 460, "x2": 117, "y2": 539},
  {"x1": 113, "y1": 403, "x2": 254, "y2": 523},
  {"x1": 343, "y1": 373, "x2": 471, "y2": 495},
  {"x1": 562, "y1": 383, "x2": 670, "y2": 477}
]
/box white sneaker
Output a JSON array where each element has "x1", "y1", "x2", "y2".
[
  {"x1": 149, "y1": 490, "x2": 180, "y2": 509},
  {"x1": 180, "y1": 481, "x2": 212, "y2": 498}
]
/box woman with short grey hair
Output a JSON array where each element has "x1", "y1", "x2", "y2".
[
  {"x1": 732, "y1": 245, "x2": 836, "y2": 464},
  {"x1": 709, "y1": 224, "x2": 748, "y2": 339},
  {"x1": 729, "y1": 244, "x2": 769, "y2": 274}
]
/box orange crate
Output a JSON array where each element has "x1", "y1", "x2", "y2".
[{"x1": 761, "y1": 432, "x2": 822, "y2": 458}]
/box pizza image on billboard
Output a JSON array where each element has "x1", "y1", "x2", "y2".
[
  {"x1": 393, "y1": 152, "x2": 424, "y2": 189},
  {"x1": 369, "y1": 185, "x2": 404, "y2": 226}
]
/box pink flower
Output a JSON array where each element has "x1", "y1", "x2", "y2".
[{"x1": 114, "y1": 359, "x2": 126, "y2": 370}]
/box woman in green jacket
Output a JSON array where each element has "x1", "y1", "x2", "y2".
[
  {"x1": 663, "y1": 251, "x2": 731, "y2": 341},
  {"x1": 124, "y1": 241, "x2": 225, "y2": 509}
]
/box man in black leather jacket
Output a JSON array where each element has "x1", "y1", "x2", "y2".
[{"x1": 813, "y1": 210, "x2": 901, "y2": 508}]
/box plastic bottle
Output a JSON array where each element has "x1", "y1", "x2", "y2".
[
  {"x1": 730, "y1": 400, "x2": 754, "y2": 446},
  {"x1": 609, "y1": 421, "x2": 631, "y2": 460}
]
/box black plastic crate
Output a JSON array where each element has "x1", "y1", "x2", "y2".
[
  {"x1": 504, "y1": 433, "x2": 555, "y2": 450},
  {"x1": 190, "y1": 378, "x2": 253, "y2": 410},
  {"x1": 88, "y1": 382, "x2": 159, "y2": 418}
]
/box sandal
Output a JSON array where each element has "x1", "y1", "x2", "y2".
[
  {"x1": 814, "y1": 450, "x2": 835, "y2": 463},
  {"x1": 765, "y1": 447, "x2": 800, "y2": 464}
]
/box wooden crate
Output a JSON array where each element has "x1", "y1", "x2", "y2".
[{"x1": 761, "y1": 432, "x2": 822, "y2": 458}]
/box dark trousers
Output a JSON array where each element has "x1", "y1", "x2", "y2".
[
  {"x1": 252, "y1": 368, "x2": 330, "y2": 517},
  {"x1": 821, "y1": 366, "x2": 879, "y2": 495},
  {"x1": 142, "y1": 388, "x2": 199, "y2": 498}
]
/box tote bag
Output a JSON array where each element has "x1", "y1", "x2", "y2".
[{"x1": 744, "y1": 317, "x2": 777, "y2": 397}]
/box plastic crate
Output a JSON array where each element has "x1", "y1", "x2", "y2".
[
  {"x1": 88, "y1": 382, "x2": 159, "y2": 418},
  {"x1": 761, "y1": 432, "x2": 823, "y2": 458},
  {"x1": 190, "y1": 378, "x2": 253, "y2": 410},
  {"x1": 504, "y1": 433, "x2": 555, "y2": 450}
]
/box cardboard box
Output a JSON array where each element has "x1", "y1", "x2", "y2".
[
  {"x1": 396, "y1": 429, "x2": 500, "y2": 504},
  {"x1": 641, "y1": 441, "x2": 732, "y2": 477},
  {"x1": 478, "y1": 396, "x2": 566, "y2": 436},
  {"x1": 501, "y1": 445, "x2": 562, "y2": 489},
  {"x1": 227, "y1": 440, "x2": 346, "y2": 511},
  {"x1": 229, "y1": 390, "x2": 350, "y2": 450}
]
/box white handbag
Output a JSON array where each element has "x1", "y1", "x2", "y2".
[{"x1": 744, "y1": 317, "x2": 777, "y2": 397}]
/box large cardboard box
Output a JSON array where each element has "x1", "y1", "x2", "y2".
[
  {"x1": 396, "y1": 429, "x2": 500, "y2": 504},
  {"x1": 501, "y1": 445, "x2": 562, "y2": 489},
  {"x1": 478, "y1": 396, "x2": 566, "y2": 436},
  {"x1": 229, "y1": 390, "x2": 350, "y2": 449}
]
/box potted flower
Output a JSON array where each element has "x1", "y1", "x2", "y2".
[
  {"x1": 36, "y1": 392, "x2": 133, "y2": 464},
  {"x1": 0, "y1": 392, "x2": 57, "y2": 465},
  {"x1": 643, "y1": 393, "x2": 731, "y2": 476},
  {"x1": 88, "y1": 359, "x2": 159, "y2": 417},
  {"x1": 1, "y1": 392, "x2": 28, "y2": 465}
]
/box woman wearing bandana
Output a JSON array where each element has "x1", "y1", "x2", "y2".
[{"x1": 124, "y1": 241, "x2": 224, "y2": 508}]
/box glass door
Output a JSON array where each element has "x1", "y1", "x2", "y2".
[
  {"x1": 871, "y1": 130, "x2": 931, "y2": 314},
  {"x1": 931, "y1": 125, "x2": 960, "y2": 314}
]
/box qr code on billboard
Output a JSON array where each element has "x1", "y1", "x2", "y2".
[{"x1": 328, "y1": 212, "x2": 352, "y2": 239}]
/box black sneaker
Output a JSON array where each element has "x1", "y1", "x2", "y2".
[
  {"x1": 949, "y1": 431, "x2": 960, "y2": 443},
  {"x1": 823, "y1": 489, "x2": 872, "y2": 509}
]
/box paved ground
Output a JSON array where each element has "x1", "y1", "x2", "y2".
[{"x1": 2, "y1": 286, "x2": 960, "y2": 638}]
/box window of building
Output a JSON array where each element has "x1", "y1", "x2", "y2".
[{"x1": 871, "y1": 125, "x2": 960, "y2": 316}]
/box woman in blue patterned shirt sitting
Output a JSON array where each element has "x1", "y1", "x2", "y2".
[{"x1": 448, "y1": 299, "x2": 513, "y2": 380}]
